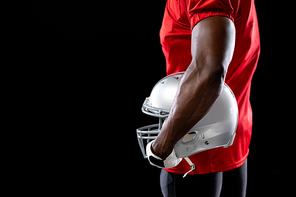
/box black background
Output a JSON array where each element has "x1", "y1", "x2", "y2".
[{"x1": 2, "y1": 0, "x2": 293, "y2": 196}]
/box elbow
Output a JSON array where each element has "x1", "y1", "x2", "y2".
[
  {"x1": 201, "y1": 63, "x2": 227, "y2": 94},
  {"x1": 185, "y1": 59, "x2": 229, "y2": 96},
  {"x1": 192, "y1": 55, "x2": 228, "y2": 87},
  {"x1": 210, "y1": 64, "x2": 226, "y2": 85}
]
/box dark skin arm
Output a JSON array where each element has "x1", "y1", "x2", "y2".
[{"x1": 151, "y1": 16, "x2": 236, "y2": 159}]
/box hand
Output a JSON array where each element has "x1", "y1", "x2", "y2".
[
  {"x1": 150, "y1": 137, "x2": 174, "y2": 160},
  {"x1": 146, "y1": 140, "x2": 182, "y2": 169}
]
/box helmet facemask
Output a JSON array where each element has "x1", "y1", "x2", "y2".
[{"x1": 136, "y1": 98, "x2": 168, "y2": 158}]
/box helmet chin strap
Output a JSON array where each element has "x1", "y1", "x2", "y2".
[{"x1": 183, "y1": 157, "x2": 196, "y2": 178}]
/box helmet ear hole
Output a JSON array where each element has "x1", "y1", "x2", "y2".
[{"x1": 182, "y1": 131, "x2": 198, "y2": 143}]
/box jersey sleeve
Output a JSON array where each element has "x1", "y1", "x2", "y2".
[{"x1": 188, "y1": 0, "x2": 235, "y2": 30}]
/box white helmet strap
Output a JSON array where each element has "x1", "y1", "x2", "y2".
[{"x1": 183, "y1": 157, "x2": 196, "y2": 178}]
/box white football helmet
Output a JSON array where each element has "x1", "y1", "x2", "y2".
[{"x1": 136, "y1": 72, "x2": 238, "y2": 159}]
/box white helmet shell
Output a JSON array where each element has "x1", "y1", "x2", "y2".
[
  {"x1": 137, "y1": 72, "x2": 238, "y2": 158},
  {"x1": 142, "y1": 72, "x2": 183, "y2": 117}
]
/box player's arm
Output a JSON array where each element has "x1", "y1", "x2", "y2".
[{"x1": 151, "y1": 16, "x2": 236, "y2": 159}]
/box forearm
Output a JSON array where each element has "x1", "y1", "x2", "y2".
[{"x1": 152, "y1": 61, "x2": 225, "y2": 158}]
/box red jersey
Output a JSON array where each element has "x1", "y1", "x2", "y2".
[{"x1": 160, "y1": 0, "x2": 260, "y2": 175}]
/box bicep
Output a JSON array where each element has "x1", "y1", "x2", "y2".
[{"x1": 191, "y1": 16, "x2": 236, "y2": 72}]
